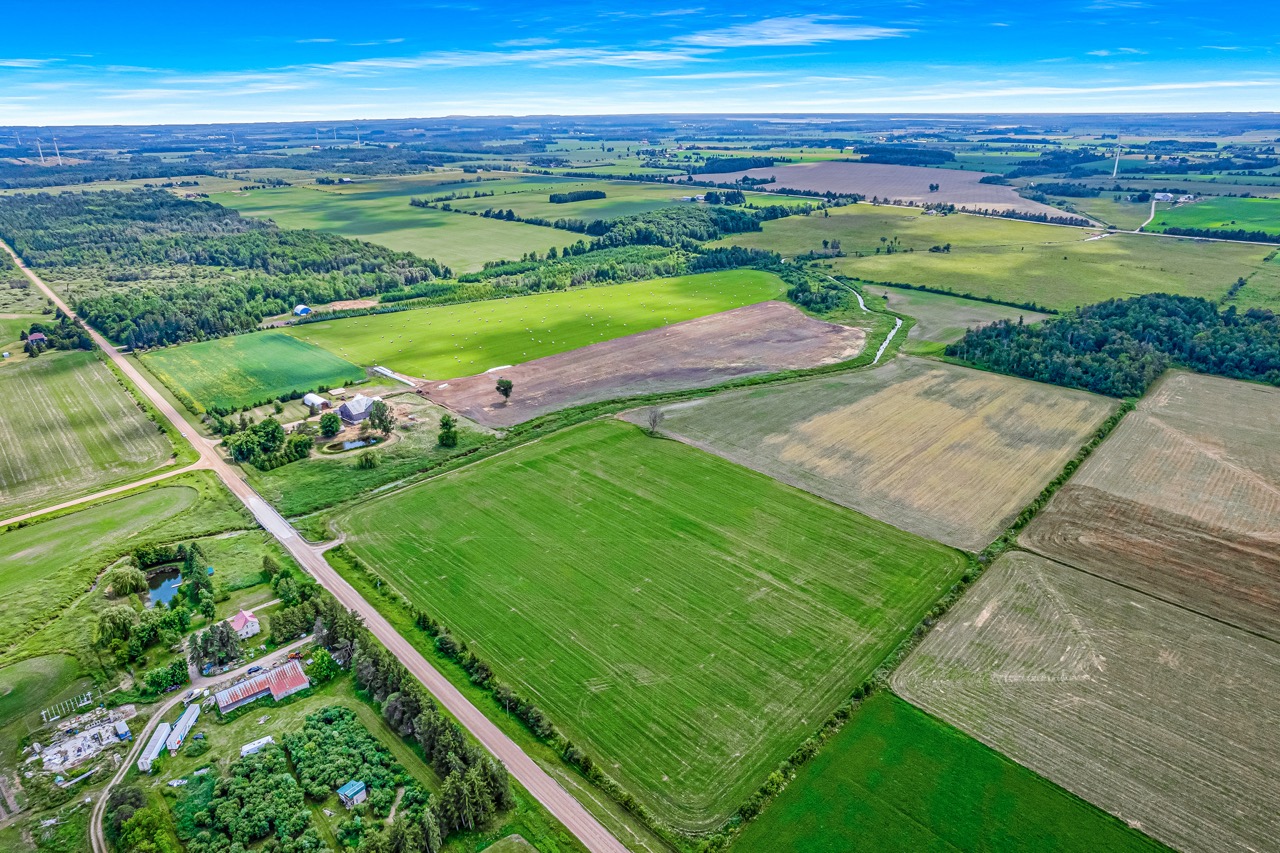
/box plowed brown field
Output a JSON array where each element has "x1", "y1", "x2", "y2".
[
  {"x1": 1021, "y1": 371, "x2": 1280, "y2": 639},
  {"x1": 420, "y1": 301, "x2": 865, "y2": 427},
  {"x1": 894, "y1": 551, "x2": 1280, "y2": 853}
]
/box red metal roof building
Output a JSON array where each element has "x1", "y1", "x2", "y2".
[{"x1": 214, "y1": 661, "x2": 310, "y2": 714}]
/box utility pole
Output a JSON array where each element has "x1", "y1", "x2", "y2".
[{"x1": 35, "y1": 138, "x2": 45, "y2": 165}]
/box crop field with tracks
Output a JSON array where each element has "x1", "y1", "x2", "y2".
[
  {"x1": 0, "y1": 350, "x2": 173, "y2": 518},
  {"x1": 1021, "y1": 371, "x2": 1280, "y2": 640},
  {"x1": 711, "y1": 203, "x2": 1279, "y2": 311},
  {"x1": 337, "y1": 420, "x2": 969, "y2": 830},
  {"x1": 425, "y1": 301, "x2": 867, "y2": 427},
  {"x1": 732, "y1": 691, "x2": 1168, "y2": 853},
  {"x1": 650, "y1": 358, "x2": 1115, "y2": 552},
  {"x1": 141, "y1": 332, "x2": 365, "y2": 412},
  {"x1": 287, "y1": 270, "x2": 784, "y2": 380},
  {"x1": 1148, "y1": 196, "x2": 1280, "y2": 237},
  {"x1": 894, "y1": 551, "x2": 1280, "y2": 853}
]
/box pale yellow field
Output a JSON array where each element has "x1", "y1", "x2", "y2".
[{"x1": 650, "y1": 357, "x2": 1116, "y2": 551}]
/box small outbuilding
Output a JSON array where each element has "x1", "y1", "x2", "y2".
[
  {"x1": 27, "y1": 331, "x2": 47, "y2": 343},
  {"x1": 338, "y1": 394, "x2": 378, "y2": 424},
  {"x1": 302, "y1": 393, "x2": 329, "y2": 410},
  {"x1": 293, "y1": 305, "x2": 312, "y2": 316},
  {"x1": 337, "y1": 780, "x2": 367, "y2": 809}
]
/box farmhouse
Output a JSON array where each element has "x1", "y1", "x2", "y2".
[
  {"x1": 293, "y1": 305, "x2": 312, "y2": 316},
  {"x1": 338, "y1": 394, "x2": 378, "y2": 423},
  {"x1": 137, "y1": 723, "x2": 170, "y2": 773},
  {"x1": 214, "y1": 660, "x2": 310, "y2": 714},
  {"x1": 228, "y1": 609, "x2": 260, "y2": 640},
  {"x1": 338, "y1": 780, "x2": 368, "y2": 809},
  {"x1": 302, "y1": 392, "x2": 329, "y2": 409},
  {"x1": 1154, "y1": 192, "x2": 1176, "y2": 202},
  {"x1": 26, "y1": 332, "x2": 46, "y2": 344}
]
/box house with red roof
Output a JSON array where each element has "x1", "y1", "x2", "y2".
[{"x1": 229, "y1": 609, "x2": 260, "y2": 640}]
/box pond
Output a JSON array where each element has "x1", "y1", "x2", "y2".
[
  {"x1": 326, "y1": 438, "x2": 381, "y2": 452},
  {"x1": 146, "y1": 568, "x2": 183, "y2": 609}
]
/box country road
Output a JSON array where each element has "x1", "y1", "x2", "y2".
[{"x1": 0, "y1": 240, "x2": 631, "y2": 853}]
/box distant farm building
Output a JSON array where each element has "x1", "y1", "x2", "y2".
[
  {"x1": 1154, "y1": 192, "x2": 1176, "y2": 202},
  {"x1": 302, "y1": 393, "x2": 329, "y2": 409},
  {"x1": 228, "y1": 609, "x2": 260, "y2": 640},
  {"x1": 338, "y1": 780, "x2": 368, "y2": 809},
  {"x1": 138, "y1": 723, "x2": 171, "y2": 772},
  {"x1": 114, "y1": 721, "x2": 131, "y2": 741},
  {"x1": 338, "y1": 394, "x2": 378, "y2": 423},
  {"x1": 214, "y1": 661, "x2": 310, "y2": 714},
  {"x1": 240, "y1": 735, "x2": 275, "y2": 757},
  {"x1": 26, "y1": 332, "x2": 46, "y2": 344},
  {"x1": 293, "y1": 305, "x2": 312, "y2": 316},
  {"x1": 166, "y1": 705, "x2": 200, "y2": 754}
]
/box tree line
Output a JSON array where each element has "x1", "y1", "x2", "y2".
[
  {"x1": 946, "y1": 293, "x2": 1280, "y2": 396},
  {"x1": 549, "y1": 189, "x2": 607, "y2": 203}
]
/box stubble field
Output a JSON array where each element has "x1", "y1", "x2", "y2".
[
  {"x1": 337, "y1": 420, "x2": 969, "y2": 831},
  {"x1": 732, "y1": 691, "x2": 1168, "y2": 853},
  {"x1": 894, "y1": 551, "x2": 1280, "y2": 853},
  {"x1": 1021, "y1": 371, "x2": 1280, "y2": 640},
  {"x1": 0, "y1": 350, "x2": 173, "y2": 518},
  {"x1": 424, "y1": 301, "x2": 866, "y2": 427},
  {"x1": 648, "y1": 358, "x2": 1115, "y2": 552},
  {"x1": 287, "y1": 270, "x2": 785, "y2": 380},
  {"x1": 141, "y1": 332, "x2": 366, "y2": 412}
]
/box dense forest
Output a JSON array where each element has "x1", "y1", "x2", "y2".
[
  {"x1": 857, "y1": 146, "x2": 956, "y2": 166},
  {"x1": 1157, "y1": 225, "x2": 1280, "y2": 244},
  {"x1": 0, "y1": 190, "x2": 449, "y2": 346},
  {"x1": 693, "y1": 156, "x2": 778, "y2": 174},
  {"x1": 946, "y1": 294, "x2": 1280, "y2": 396}
]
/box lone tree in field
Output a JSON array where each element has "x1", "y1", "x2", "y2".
[
  {"x1": 496, "y1": 377, "x2": 513, "y2": 402},
  {"x1": 438, "y1": 413, "x2": 459, "y2": 448},
  {"x1": 646, "y1": 407, "x2": 664, "y2": 436},
  {"x1": 319, "y1": 412, "x2": 342, "y2": 438},
  {"x1": 368, "y1": 400, "x2": 395, "y2": 435}
]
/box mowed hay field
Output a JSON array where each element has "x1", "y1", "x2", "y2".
[
  {"x1": 732, "y1": 692, "x2": 1167, "y2": 853},
  {"x1": 337, "y1": 420, "x2": 968, "y2": 830},
  {"x1": 1021, "y1": 371, "x2": 1280, "y2": 640},
  {"x1": 1149, "y1": 196, "x2": 1280, "y2": 236},
  {"x1": 212, "y1": 179, "x2": 572, "y2": 272},
  {"x1": 288, "y1": 270, "x2": 784, "y2": 380},
  {"x1": 894, "y1": 551, "x2": 1280, "y2": 853},
  {"x1": 0, "y1": 350, "x2": 172, "y2": 518},
  {"x1": 650, "y1": 358, "x2": 1115, "y2": 552},
  {"x1": 862, "y1": 285, "x2": 1050, "y2": 348},
  {"x1": 141, "y1": 332, "x2": 365, "y2": 412},
  {"x1": 711, "y1": 203, "x2": 1280, "y2": 311}
]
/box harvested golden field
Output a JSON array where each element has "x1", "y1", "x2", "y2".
[
  {"x1": 646, "y1": 358, "x2": 1115, "y2": 551},
  {"x1": 1021, "y1": 371, "x2": 1280, "y2": 639},
  {"x1": 894, "y1": 551, "x2": 1280, "y2": 853}
]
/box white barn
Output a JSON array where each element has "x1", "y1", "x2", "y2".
[{"x1": 138, "y1": 723, "x2": 171, "y2": 773}]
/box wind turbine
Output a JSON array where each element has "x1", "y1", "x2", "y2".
[
  {"x1": 52, "y1": 137, "x2": 63, "y2": 166},
  {"x1": 34, "y1": 138, "x2": 45, "y2": 165}
]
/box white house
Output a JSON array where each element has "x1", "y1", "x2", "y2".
[{"x1": 229, "y1": 609, "x2": 260, "y2": 640}]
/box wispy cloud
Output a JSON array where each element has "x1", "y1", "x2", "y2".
[
  {"x1": 677, "y1": 16, "x2": 909, "y2": 48},
  {"x1": 1088, "y1": 47, "x2": 1146, "y2": 56},
  {"x1": 312, "y1": 46, "x2": 709, "y2": 74},
  {"x1": 494, "y1": 37, "x2": 555, "y2": 48},
  {"x1": 296, "y1": 38, "x2": 336, "y2": 44},
  {"x1": 0, "y1": 58, "x2": 60, "y2": 68},
  {"x1": 644, "y1": 70, "x2": 774, "y2": 80}
]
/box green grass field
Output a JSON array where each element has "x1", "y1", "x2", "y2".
[
  {"x1": 212, "y1": 179, "x2": 573, "y2": 272},
  {"x1": 0, "y1": 474, "x2": 253, "y2": 657},
  {"x1": 337, "y1": 420, "x2": 968, "y2": 830},
  {"x1": 1052, "y1": 195, "x2": 1160, "y2": 230},
  {"x1": 0, "y1": 654, "x2": 90, "y2": 761},
  {"x1": 287, "y1": 270, "x2": 785, "y2": 380},
  {"x1": 733, "y1": 692, "x2": 1168, "y2": 852},
  {"x1": 712, "y1": 203, "x2": 1278, "y2": 311},
  {"x1": 1149, "y1": 196, "x2": 1280, "y2": 237},
  {"x1": 862, "y1": 285, "x2": 1050, "y2": 350},
  {"x1": 141, "y1": 333, "x2": 365, "y2": 412},
  {"x1": 0, "y1": 350, "x2": 174, "y2": 518}
]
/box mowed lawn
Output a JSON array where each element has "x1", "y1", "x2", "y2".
[
  {"x1": 733, "y1": 692, "x2": 1168, "y2": 852},
  {"x1": 1149, "y1": 196, "x2": 1280, "y2": 236},
  {"x1": 337, "y1": 420, "x2": 968, "y2": 830},
  {"x1": 212, "y1": 181, "x2": 570, "y2": 272},
  {"x1": 288, "y1": 270, "x2": 784, "y2": 380},
  {"x1": 141, "y1": 333, "x2": 365, "y2": 412},
  {"x1": 0, "y1": 350, "x2": 173, "y2": 518},
  {"x1": 651, "y1": 358, "x2": 1115, "y2": 552},
  {"x1": 711, "y1": 203, "x2": 1278, "y2": 311}
]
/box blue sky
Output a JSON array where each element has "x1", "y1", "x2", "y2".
[{"x1": 2, "y1": 0, "x2": 1278, "y2": 124}]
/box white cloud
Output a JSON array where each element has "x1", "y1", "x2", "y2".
[
  {"x1": 312, "y1": 46, "x2": 709, "y2": 74},
  {"x1": 1087, "y1": 47, "x2": 1146, "y2": 56},
  {"x1": 677, "y1": 16, "x2": 909, "y2": 48},
  {"x1": 0, "y1": 58, "x2": 59, "y2": 68},
  {"x1": 644, "y1": 70, "x2": 774, "y2": 80},
  {"x1": 494, "y1": 37, "x2": 556, "y2": 47},
  {"x1": 296, "y1": 38, "x2": 336, "y2": 44}
]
